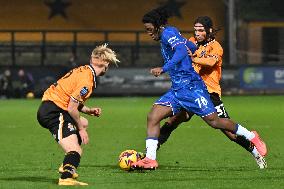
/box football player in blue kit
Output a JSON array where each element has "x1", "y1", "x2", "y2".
[{"x1": 132, "y1": 7, "x2": 267, "y2": 170}]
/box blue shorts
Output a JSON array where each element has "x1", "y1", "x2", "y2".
[{"x1": 155, "y1": 81, "x2": 216, "y2": 117}]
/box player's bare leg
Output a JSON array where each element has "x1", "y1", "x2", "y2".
[
  {"x1": 159, "y1": 111, "x2": 267, "y2": 168},
  {"x1": 58, "y1": 116, "x2": 90, "y2": 177},
  {"x1": 132, "y1": 105, "x2": 173, "y2": 170},
  {"x1": 222, "y1": 130, "x2": 267, "y2": 168},
  {"x1": 158, "y1": 111, "x2": 192, "y2": 148},
  {"x1": 202, "y1": 113, "x2": 267, "y2": 156}
]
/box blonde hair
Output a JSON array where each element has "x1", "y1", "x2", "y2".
[{"x1": 91, "y1": 44, "x2": 120, "y2": 66}]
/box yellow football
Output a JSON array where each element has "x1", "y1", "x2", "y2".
[{"x1": 118, "y1": 150, "x2": 140, "y2": 171}]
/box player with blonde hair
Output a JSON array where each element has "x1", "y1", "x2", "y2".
[{"x1": 37, "y1": 44, "x2": 119, "y2": 185}]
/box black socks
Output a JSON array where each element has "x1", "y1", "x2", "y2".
[{"x1": 61, "y1": 151, "x2": 81, "y2": 179}]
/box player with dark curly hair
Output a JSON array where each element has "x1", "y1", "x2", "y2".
[
  {"x1": 132, "y1": 8, "x2": 267, "y2": 170},
  {"x1": 157, "y1": 16, "x2": 267, "y2": 169}
]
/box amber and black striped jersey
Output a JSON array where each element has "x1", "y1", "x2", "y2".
[
  {"x1": 42, "y1": 65, "x2": 96, "y2": 110},
  {"x1": 189, "y1": 37, "x2": 223, "y2": 96}
]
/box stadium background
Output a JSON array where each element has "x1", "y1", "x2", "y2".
[
  {"x1": 0, "y1": 0, "x2": 284, "y2": 97},
  {"x1": 0, "y1": 1, "x2": 284, "y2": 188}
]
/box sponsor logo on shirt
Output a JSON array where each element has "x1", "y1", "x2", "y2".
[
  {"x1": 200, "y1": 50, "x2": 206, "y2": 57},
  {"x1": 168, "y1": 36, "x2": 179, "y2": 44}
]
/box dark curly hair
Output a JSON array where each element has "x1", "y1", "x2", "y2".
[
  {"x1": 194, "y1": 16, "x2": 220, "y2": 39},
  {"x1": 142, "y1": 6, "x2": 170, "y2": 28}
]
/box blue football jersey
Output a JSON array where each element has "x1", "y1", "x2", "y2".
[{"x1": 160, "y1": 26, "x2": 201, "y2": 90}]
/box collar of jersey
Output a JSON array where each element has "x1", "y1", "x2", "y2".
[
  {"x1": 197, "y1": 39, "x2": 215, "y2": 47},
  {"x1": 88, "y1": 64, "x2": 97, "y2": 88}
]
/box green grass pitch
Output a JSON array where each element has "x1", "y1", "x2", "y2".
[{"x1": 0, "y1": 96, "x2": 283, "y2": 189}]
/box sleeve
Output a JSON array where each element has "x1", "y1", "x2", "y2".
[
  {"x1": 161, "y1": 29, "x2": 188, "y2": 73},
  {"x1": 70, "y1": 75, "x2": 93, "y2": 103},
  {"x1": 193, "y1": 42, "x2": 223, "y2": 67},
  {"x1": 162, "y1": 45, "x2": 188, "y2": 73},
  {"x1": 188, "y1": 37, "x2": 196, "y2": 43},
  {"x1": 162, "y1": 29, "x2": 185, "y2": 49},
  {"x1": 192, "y1": 56, "x2": 217, "y2": 67},
  {"x1": 209, "y1": 42, "x2": 223, "y2": 61},
  {"x1": 186, "y1": 40, "x2": 197, "y2": 54}
]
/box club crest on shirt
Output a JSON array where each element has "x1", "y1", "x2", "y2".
[
  {"x1": 80, "y1": 87, "x2": 88, "y2": 97},
  {"x1": 68, "y1": 123, "x2": 76, "y2": 131}
]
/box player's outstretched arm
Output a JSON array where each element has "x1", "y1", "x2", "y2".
[
  {"x1": 86, "y1": 107, "x2": 102, "y2": 117},
  {"x1": 78, "y1": 104, "x2": 102, "y2": 117},
  {"x1": 150, "y1": 67, "x2": 163, "y2": 77},
  {"x1": 162, "y1": 44, "x2": 188, "y2": 73},
  {"x1": 192, "y1": 56, "x2": 218, "y2": 67}
]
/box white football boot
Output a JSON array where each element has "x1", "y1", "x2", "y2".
[{"x1": 252, "y1": 148, "x2": 267, "y2": 169}]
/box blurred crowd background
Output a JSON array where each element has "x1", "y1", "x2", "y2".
[{"x1": 0, "y1": 0, "x2": 284, "y2": 98}]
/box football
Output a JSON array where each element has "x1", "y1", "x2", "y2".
[{"x1": 118, "y1": 150, "x2": 143, "y2": 171}]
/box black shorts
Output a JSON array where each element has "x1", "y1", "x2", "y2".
[
  {"x1": 210, "y1": 93, "x2": 230, "y2": 119},
  {"x1": 37, "y1": 101, "x2": 82, "y2": 144}
]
